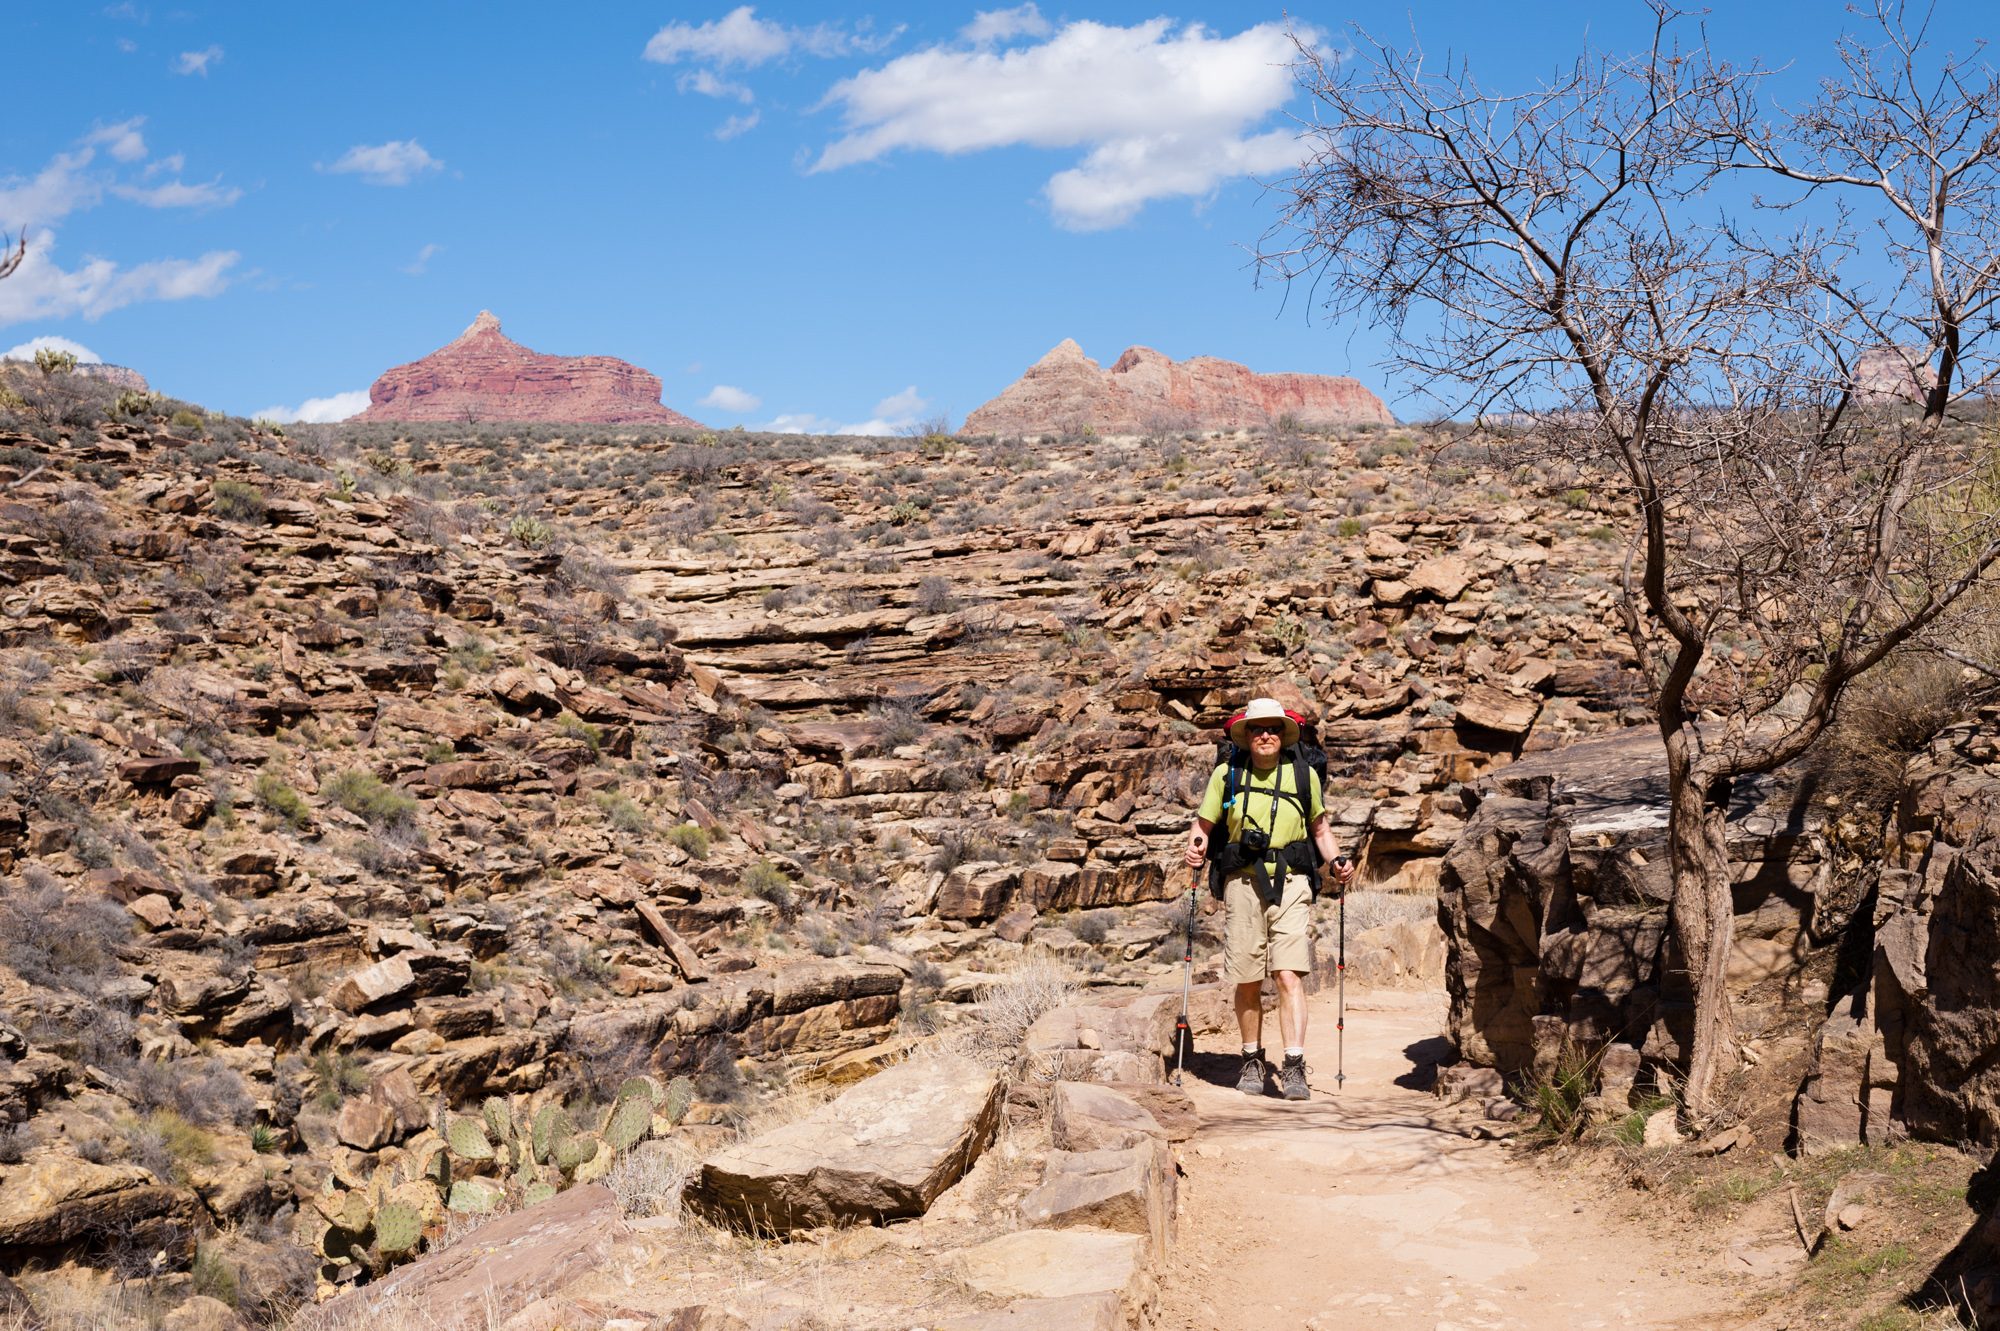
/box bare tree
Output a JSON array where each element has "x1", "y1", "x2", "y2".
[
  {"x1": 0, "y1": 230, "x2": 22, "y2": 282},
  {"x1": 1262, "y1": 2, "x2": 2000, "y2": 1114}
]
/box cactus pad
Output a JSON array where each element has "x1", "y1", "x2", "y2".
[
  {"x1": 523, "y1": 1180, "x2": 558, "y2": 1208},
  {"x1": 615, "y1": 1075, "x2": 662, "y2": 1106},
  {"x1": 604, "y1": 1095, "x2": 652, "y2": 1154},
  {"x1": 573, "y1": 1136, "x2": 614, "y2": 1184},
  {"x1": 446, "y1": 1115, "x2": 494, "y2": 1162},
  {"x1": 664, "y1": 1075, "x2": 695, "y2": 1126},
  {"x1": 554, "y1": 1132, "x2": 600, "y2": 1174},
  {"x1": 532, "y1": 1104, "x2": 576, "y2": 1165},
  {"x1": 372, "y1": 1201, "x2": 424, "y2": 1256},
  {"x1": 482, "y1": 1096, "x2": 514, "y2": 1144},
  {"x1": 447, "y1": 1178, "x2": 505, "y2": 1214}
]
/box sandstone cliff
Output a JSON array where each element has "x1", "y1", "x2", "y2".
[
  {"x1": 357, "y1": 311, "x2": 704, "y2": 426},
  {"x1": 960, "y1": 339, "x2": 1393, "y2": 437}
]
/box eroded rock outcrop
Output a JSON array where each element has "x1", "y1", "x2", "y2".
[
  {"x1": 961, "y1": 340, "x2": 1393, "y2": 437},
  {"x1": 356, "y1": 311, "x2": 703, "y2": 426},
  {"x1": 1437, "y1": 727, "x2": 1826, "y2": 1079}
]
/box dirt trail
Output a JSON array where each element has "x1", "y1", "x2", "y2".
[{"x1": 1158, "y1": 987, "x2": 1746, "y2": 1331}]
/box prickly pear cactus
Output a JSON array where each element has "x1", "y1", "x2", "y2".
[
  {"x1": 447, "y1": 1177, "x2": 505, "y2": 1214},
  {"x1": 554, "y1": 1131, "x2": 600, "y2": 1174},
  {"x1": 616, "y1": 1075, "x2": 662, "y2": 1106},
  {"x1": 372, "y1": 1201, "x2": 424, "y2": 1257},
  {"x1": 604, "y1": 1094, "x2": 652, "y2": 1154},
  {"x1": 336, "y1": 1190, "x2": 374, "y2": 1235},
  {"x1": 513, "y1": 1144, "x2": 537, "y2": 1191},
  {"x1": 523, "y1": 1180, "x2": 558, "y2": 1208},
  {"x1": 482, "y1": 1096, "x2": 514, "y2": 1144},
  {"x1": 387, "y1": 1179, "x2": 444, "y2": 1226},
  {"x1": 533, "y1": 1104, "x2": 576, "y2": 1165},
  {"x1": 663, "y1": 1075, "x2": 695, "y2": 1126},
  {"x1": 573, "y1": 1136, "x2": 615, "y2": 1184},
  {"x1": 446, "y1": 1115, "x2": 495, "y2": 1162}
]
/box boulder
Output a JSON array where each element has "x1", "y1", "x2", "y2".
[
  {"x1": 947, "y1": 1228, "x2": 1154, "y2": 1327},
  {"x1": 1019, "y1": 1143, "x2": 1176, "y2": 1261},
  {"x1": 305, "y1": 1185, "x2": 623, "y2": 1331},
  {"x1": 328, "y1": 957, "x2": 416, "y2": 1014},
  {"x1": 688, "y1": 1054, "x2": 1002, "y2": 1233},
  {"x1": 1050, "y1": 1082, "x2": 1171, "y2": 1153},
  {"x1": 0, "y1": 1156, "x2": 200, "y2": 1264}
]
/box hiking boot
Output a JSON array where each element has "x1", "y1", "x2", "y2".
[
  {"x1": 1279, "y1": 1053, "x2": 1311, "y2": 1101},
  {"x1": 1235, "y1": 1050, "x2": 1269, "y2": 1096}
]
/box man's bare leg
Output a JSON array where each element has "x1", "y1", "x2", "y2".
[
  {"x1": 1274, "y1": 969, "x2": 1308, "y2": 1050},
  {"x1": 1234, "y1": 980, "x2": 1264, "y2": 1050}
]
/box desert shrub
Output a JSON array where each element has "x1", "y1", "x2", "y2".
[
  {"x1": 124, "y1": 1054, "x2": 257, "y2": 1128},
  {"x1": 1070, "y1": 910, "x2": 1116, "y2": 944},
  {"x1": 553, "y1": 710, "x2": 604, "y2": 754},
  {"x1": 740, "y1": 860, "x2": 795, "y2": 916},
  {"x1": 595, "y1": 791, "x2": 651, "y2": 834},
  {"x1": 0, "y1": 867, "x2": 132, "y2": 991},
  {"x1": 508, "y1": 514, "x2": 554, "y2": 548},
  {"x1": 170, "y1": 407, "x2": 206, "y2": 432},
  {"x1": 211, "y1": 478, "x2": 266, "y2": 523},
  {"x1": 253, "y1": 770, "x2": 310, "y2": 828},
  {"x1": 307, "y1": 1050, "x2": 369, "y2": 1112},
  {"x1": 125, "y1": 1108, "x2": 216, "y2": 1183},
  {"x1": 913, "y1": 575, "x2": 957, "y2": 616},
  {"x1": 605, "y1": 1141, "x2": 699, "y2": 1219},
  {"x1": 321, "y1": 768, "x2": 419, "y2": 829},
  {"x1": 872, "y1": 694, "x2": 925, "y2": 748},
  {"x1": 1518, "y1": 1041, "x2": 1600, "y2": 1141},
  {"x1": 1814, "y1": 649, "x2": 1991, "y2": 807},
  {"x1": 952, "y1": 953, "x2": 1077, "y2": 1064},
  {"x1": 664, "y1": 821, "x2": 711, "y2": 859}
]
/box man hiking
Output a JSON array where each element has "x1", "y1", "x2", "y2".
[{"x1": 1183, "y1": 696, "x2": 1356, "y2": 1100}]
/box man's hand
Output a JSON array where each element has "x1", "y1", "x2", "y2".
[
  {"x1": 1183, "y1": 828, "x2": 1208, "y2": 870},
  {"x1": 1326, "y1": 854, "x2": 1358, "y2": 897}
]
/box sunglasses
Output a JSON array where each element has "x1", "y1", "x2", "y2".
[{"x1": 1245, "y1": 723, "x2": 1287, "y2": 735}]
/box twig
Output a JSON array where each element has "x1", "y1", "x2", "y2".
[
  {"x1": 4, "y1": 464, "x2": 46, "y2": 490},
  {"x1": 1787, "y1": 1184, "x2": 1818, "y2": 1256}
]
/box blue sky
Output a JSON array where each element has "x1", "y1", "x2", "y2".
[{"x1": 1, "y1": 2, "x2": 1989, "y2": 429}]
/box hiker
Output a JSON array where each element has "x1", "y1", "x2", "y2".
[{"x1": 1183, "y1": 697, "x2": 1355, "y2": 1100}]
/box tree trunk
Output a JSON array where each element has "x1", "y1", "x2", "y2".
[{"x1": 1665, "y1": 740, "x2": 1739, "y2": 1116}]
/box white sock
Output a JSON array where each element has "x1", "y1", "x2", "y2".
[
  {"x1": 1285, "y1": 1047, "x2": 1305, "y2": 1059},
  {"x1": 1242, "y1": 1043, "x2": 1260, "y2": 1055}
]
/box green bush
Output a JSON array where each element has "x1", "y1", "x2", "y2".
[
  {"x1": 554, "y1": 711, "x2": 603, "y2": 754},
  {"x1": 211, "y1": 478, "x2": 266, "y2": 523},
  {"x1": 509, "y1": 514, "x2": 554, "y2": 548},
  {"x1": 253, "y1": 771, "x2": 309, "y2": 828},
  {"x1": 740, "y1": 860, "x2": 795, "y2": 916},
  {"x1": 170, "y1": 407, "x2": 205, "y2": 432},
  {"x1": 668, "y1": 821, "x2": 710, "y2": 858},
  {"x1": 321, "y1": 769, "x2": 419, "y2": 829},
  {"x1": 595, "y1": 791, "x2": 650, "y2": 834}
]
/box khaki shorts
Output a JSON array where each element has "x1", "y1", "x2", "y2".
[{"x1": 1222, "y1": 873, "x2": 1314, "y2": 983}]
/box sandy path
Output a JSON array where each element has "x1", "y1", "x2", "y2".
[{"x1": 1157, "y1": 987, "x2": 1744, "y2": 1331}]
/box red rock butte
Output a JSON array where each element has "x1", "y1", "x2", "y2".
[
  {"x1": 356, "y1": 311, "x2": 705, "y2": 427},
  {"x1": 960, "y1": 339, "x2": 1394, "y2": 437}
]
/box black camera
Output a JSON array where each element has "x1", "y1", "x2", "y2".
[{"x1": 1238, "y1": 826, "x2": 1270, "y2": 859}]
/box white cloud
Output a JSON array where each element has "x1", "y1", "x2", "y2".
[
  {"x1": 145, "y1": 153, "x2": 185, "y2": 178},
  {"x1": 814, "y1": 18, "x2": 1308, "y2": 229},
  {"x1": 3, "y1": 335, "x2": 102, "y2": 364},
  {"x1": 85, "y1": 118, "x2": 148, "y2": 163},
  {"x1": 763, "y1": 386, "x2": 933, "y2": 436},
  {"x1": 0, "y1": 237, "x2": 237, "y2": 326},
  {"x1": 678, "y1": 69, "x2": 755, "y2": 102},
  {"x1": 111, "y1": 178, "x2": 242, "y2": 210},
  {"x1": 646, "y1": 7, "x2": 792, "y2": 67},
  {"x1": 645, "y1": 7, "x2": 897, "y2": 69},
  {"x1": 715, "y1": 111, "x2": 761, "y2": 141},
  {"x1": 255, "y1": 390, "x2": 370, "y2": 424},
  {"x1": 173, "y1": 45, "x2": 222, "y2": 76},
  {"x1": 402, "y1": 242, "x2": 443, "y2": 276},
  {"x1": 700, "y1": 384, "x2": 761, "y2": 413},
  {"x1": 323, "y1": 140, "x2": 442, "y2": 187},
  {"x1": 962, "y1": 4, "x2": 1051, "y2": 45},
  {"x1": 0, "y1": 150, "x2": 103, "y2": 233}
]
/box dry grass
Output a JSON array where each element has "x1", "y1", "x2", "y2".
[
  {"x1": 1339, "y1": 889, "x2": 1439, "y2": 934},
  {"x1": 940, "y1": 950, "x2": 1078, "y2": 1067},
  {"x1": 605, "y1": 1139, "x2": 701, "y2": 1218}
]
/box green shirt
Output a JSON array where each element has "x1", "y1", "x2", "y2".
[{"x1": 1198, "y1": 759, "x2": 1324, "y2": 849}]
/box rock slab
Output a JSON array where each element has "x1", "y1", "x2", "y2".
[
  {"x1": 303, "y1": 1184, "x2": 623, "y2": 1331},
  {"x1": 688, "y1": 1053, "x2": 1002, "y2": 1233}
]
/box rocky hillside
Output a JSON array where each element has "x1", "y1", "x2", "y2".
[{"x1": 0, "y1": 381, "x2": 1660, "y2": 1322}]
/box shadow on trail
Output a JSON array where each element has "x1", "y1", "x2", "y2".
[{"x1": 1394, "y1": 1034, "x2": 1455, "y2": 1091}]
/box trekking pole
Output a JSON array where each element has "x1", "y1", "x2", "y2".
[
  {"x1": 1174, "y1": 863, "x2": 1198, "y2": 1086},
  {"x1": 1334, "y1": 856, "x2": 1349, "y2": 1094}
]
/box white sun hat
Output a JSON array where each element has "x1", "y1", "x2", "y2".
[{"x1": 1226, "y1": 697, "x2": 1300, "y2": 748}]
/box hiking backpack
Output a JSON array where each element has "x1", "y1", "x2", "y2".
[{"x1": 1204, "y1": 708, "x2": 1329, "y2": 898}]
